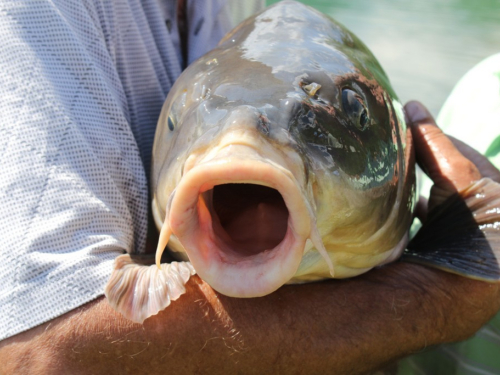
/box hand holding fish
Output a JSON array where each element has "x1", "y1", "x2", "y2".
[
  {"x1": 103, "y1": 2, "x2": 500, "y2": 324},
  {"x1": 1, "y1": 101, "x2": 499, "y2": 375},
  {"x1": 410, "y1": 100, "x2": 500, "y2": 221},
  {"x1": 2, "y1": 1, "x2": 500, "y2": 373}
]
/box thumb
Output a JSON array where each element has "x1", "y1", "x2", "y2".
[{"x1": 405, "y1": 101, "x2": 481, "y2": 210}]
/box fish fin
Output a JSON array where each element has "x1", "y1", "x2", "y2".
[
  {"x1": 310, "y1": 224, "x2": 335, "y2": 277},
  {"x1": 105, "y1": 254, "x2": 196, "y2": 323},
  {"x1": 156, "y1": 219, "x2": 172, "y2": 269},
  {"x1": 402, "y1": 178, "x2": 500, "y2": 282}
]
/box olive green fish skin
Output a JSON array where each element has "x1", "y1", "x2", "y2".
[
  {"x1": 151, "y1": 1, "x2": 415, "y2": 280},
  {"x1": 106, "y1": 2, "x2": 500, "y2": 322},
  {"x1": 156, "y1": 3, "x2": 402, "y2": 187}
]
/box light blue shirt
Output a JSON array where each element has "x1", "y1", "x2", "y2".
[{"x1": 0, "y1": 0, "x2": 232, "y2": 340}]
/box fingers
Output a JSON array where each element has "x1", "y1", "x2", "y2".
[
  {"x1": 405, "y1": 101, "x2": 481, "y2": 193},
  {"x1": 449, "y1": 136, "x2": 500, "y2": 184}
]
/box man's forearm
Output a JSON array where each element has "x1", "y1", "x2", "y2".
[{"x1": 1, "y1": 262, "x2": 498, "y2": 375}]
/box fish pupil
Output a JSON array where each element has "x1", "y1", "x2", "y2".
[
  {"x1": 342, "y1": 88, "x2": 369, "y2": 130},
  {"x1": 168, "y1": 116, "x2": 175, "y2": 131},
  {"x1": 360, "y1": 109, "x2": 369, "y2": 129}
]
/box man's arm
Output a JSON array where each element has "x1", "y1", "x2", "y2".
[
  {"x1": 1, "y1": 101, "x2": 499, "y2": 375},
  {"x1": 1, "y1": 264, "x2": 498, "y2": 375}
]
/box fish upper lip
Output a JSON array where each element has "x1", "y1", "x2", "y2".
[{"x1": 182, "y1": 143, "x2": 262, "y2": 178}]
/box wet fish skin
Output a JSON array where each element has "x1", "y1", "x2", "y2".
[
  {"x1": 105, "y1": 1, "x2": 500, "y2": 323},
  {"x1": 151, "y1": 1, "x2": 414, "y2": 288}
]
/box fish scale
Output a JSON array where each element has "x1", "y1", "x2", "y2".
[{"x1": 105, "y1": 1, "x2": 500, "y2": 323}]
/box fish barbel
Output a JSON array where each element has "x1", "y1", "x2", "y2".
[{"x1": 105, "y1": 1, "x2": 500, "y2": 323}]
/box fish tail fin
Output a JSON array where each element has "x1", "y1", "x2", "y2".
[
  {"x1": 310, "y1": 224, "x2": 335, "y2": 277},
  {"x1": 105, "y1": 255, "x2": 196, "y2": 323},
  {"x1": 402, "y1": 178, "x2": 500, "y2": 282}
]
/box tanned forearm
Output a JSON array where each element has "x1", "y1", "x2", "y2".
[
  {"x1": 1, "y1": 262, "x2": 498, "y2": 375},
  {"x1": 3, "y1": 101, "x2": 500, "y2": 374}
]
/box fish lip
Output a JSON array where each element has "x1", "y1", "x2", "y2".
[{"x1": 167, "y1": 157, "x2": 312, "y2": 297}]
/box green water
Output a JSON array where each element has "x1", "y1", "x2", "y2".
[{"x1": 266, "y1": 0, "x2": 500, "y2": 116}]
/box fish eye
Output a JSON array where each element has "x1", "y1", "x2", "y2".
[
  {"x1": 341, "y1": 88, "x2": 369, "y2": 130},
  {"x1": 167, "y1": 115, "x2": 175, "y2": 131}
]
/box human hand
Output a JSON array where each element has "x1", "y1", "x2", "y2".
[
  {"x1": 406, "y1": 100, "x2": 500, "y2": 222},
  {"x1": 449, "y1": 137, "x2": 500, "y2": 183},
  {"x1": 403, "y1": 99, "x2": 500, "y2": 337}
]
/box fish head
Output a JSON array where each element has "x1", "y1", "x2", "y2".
[{"x1": 151, "y1": 1, "x2": 416, "y2": 297}]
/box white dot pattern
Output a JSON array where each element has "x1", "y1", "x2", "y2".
[{"x1": 0, "y1": 0, "x2": 231, "y2": 340}]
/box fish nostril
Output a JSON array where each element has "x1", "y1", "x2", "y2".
[{"x1": 258, "y1": 114, "x2": 270, "y2": 135}]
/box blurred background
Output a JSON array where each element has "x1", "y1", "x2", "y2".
[{"x1": 265, "y1": 0, "x2": 500, "y2": 117}]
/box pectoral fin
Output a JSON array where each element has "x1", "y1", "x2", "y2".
[
  {"x1": 402, "y1": 178, "x2": 500, "y2": 281},
  {"x1": 105, "y1": 255, "x2": 196, "y2": 323}
]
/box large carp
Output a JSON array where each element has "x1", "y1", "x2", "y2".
[{"x1": 106, "y1": 1, "x2": 500, "y2": 323}]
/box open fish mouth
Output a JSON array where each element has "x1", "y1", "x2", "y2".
[
  {"x1": 211, "y1": 183, "x2": 289, "y2": 258},
  {"x1": 155, "y1": 152, "x2": 332, "y2": 297}
]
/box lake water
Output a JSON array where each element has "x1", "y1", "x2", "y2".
[{"x1": 267, "y1": 0, "x2": 500, "y2": 117}]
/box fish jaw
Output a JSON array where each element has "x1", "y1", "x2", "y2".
[{"x1": 156, "y1": 145, "x2": 316, "y2": 297}]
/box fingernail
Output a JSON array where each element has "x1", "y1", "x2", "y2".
[{"x1": 405, "y1": 101, "x2": 433, "y2": 124}]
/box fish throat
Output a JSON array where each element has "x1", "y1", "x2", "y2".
[{"x1": 210, "y1": 183, "x2": 289, "y2": 257}]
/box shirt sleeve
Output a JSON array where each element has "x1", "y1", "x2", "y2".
[
  {"x1": 186, "y1": 0, "x2": 234, "y2": 65},
  {"x1": 0, "y1": 0, "x2": 184, "y2": 340}
]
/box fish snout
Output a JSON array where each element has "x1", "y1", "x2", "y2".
[
  {"x1": 217, "y1": 105, "x2": 273, "y2": 147},
  {"x1": 184, "y1": 104, "x2": 303, "y2": 178},
  {"x1": 156, "y1": 133, "x2": 319, "y2": 297},
  {"x1": 152, "y1": 104, "x2": 335, "y2": 297}
]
